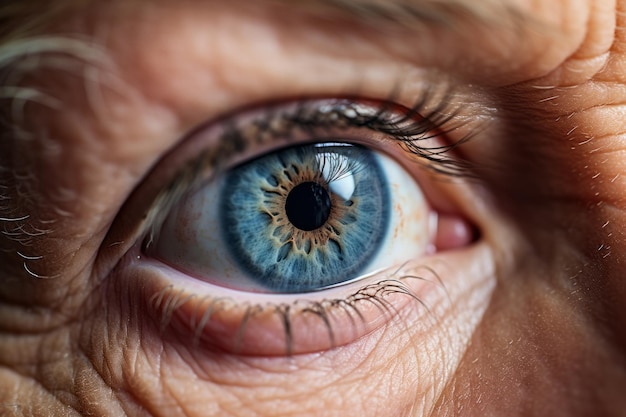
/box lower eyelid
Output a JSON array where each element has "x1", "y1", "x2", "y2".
[{"x1": 127, "y1": 245, "x2": 444, "y2": 356}]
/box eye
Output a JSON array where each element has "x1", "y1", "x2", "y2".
[
  {"x1": 123, "y1": 98, "x2": 475, "y2": 356},
  {"x1": 151, "y1": 141, "x2": 429, "y2": 293}
]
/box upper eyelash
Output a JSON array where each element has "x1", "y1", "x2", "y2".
[
  {"x1": 224, "y1": 92, "x2": 474, "y2": 176},
  {"x1": 356, "y1": 96, "x2": 476, "y2": 177}
]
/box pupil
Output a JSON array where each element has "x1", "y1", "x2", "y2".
[{"x1": 285, "y1": 181, "x2": 332, "y2": 231}]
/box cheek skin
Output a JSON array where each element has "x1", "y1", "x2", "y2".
[{"x1": 435, "y1": 249, "x2": 626, "y2": 416}]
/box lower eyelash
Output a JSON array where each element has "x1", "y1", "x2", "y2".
[{"x1": 148, "y1": 267, "x2": 444, "y2": 356}]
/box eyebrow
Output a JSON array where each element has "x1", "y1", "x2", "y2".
[
  {"x1": 290, "y1": 0, "x2": 521, "y2": 29},
  {"x1": 0, "y1": 0, "x2": 522, "y2": 45}
]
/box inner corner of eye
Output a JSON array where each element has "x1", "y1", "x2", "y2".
[{"x1": 146, "y1": 130, "x2": 471, "y2": 296}]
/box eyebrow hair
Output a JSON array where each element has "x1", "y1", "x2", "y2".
[
  {"x1": 0, "y1": 0, "x2": 521, "y2": 44},
  {"x1": 291, "y1": 0, "x2": 521, "y2": 29}
]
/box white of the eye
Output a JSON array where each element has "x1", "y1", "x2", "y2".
[
  {"x1": 153, "y1": 149, "x2": 432, "y2": 292},
  {"x1": 360, "y1": 152, "x2": 430, "y2": 276},
  {"x1": 152, "y1": 176, "x2": 268, "y2": 291}
]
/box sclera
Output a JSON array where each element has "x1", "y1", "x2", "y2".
[{"x1": 151, "y1": 145, "x2": 431, "y2": 293}]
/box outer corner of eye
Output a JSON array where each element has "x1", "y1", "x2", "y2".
[
  {"x1": 136, "y1": 98, "x2": 477, "y2": 356},
  {"x1": 430, "y1": 210, "x2": 477, "y2": 253}
]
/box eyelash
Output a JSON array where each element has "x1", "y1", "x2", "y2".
[
  {"x1": 149, "y1": 271, "x2": 438, "y2": 355},
  {"x1": 136, "y1": 89, "x2": 470, "y2": 355}
]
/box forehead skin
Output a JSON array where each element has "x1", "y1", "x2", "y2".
[{"x1": 1, "y1": 0, "x2": 626, "y2": 417}]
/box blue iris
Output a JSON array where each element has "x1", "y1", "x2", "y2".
[{"x1": 220, "y1": 143, "x2": 390, "y2": 293}]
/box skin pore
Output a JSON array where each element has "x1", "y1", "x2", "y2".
[{"x1": 1, "y1": 0, "x2": 626, "y2": 416}]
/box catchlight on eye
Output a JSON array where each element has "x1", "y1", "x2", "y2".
[{"x1": 152, "y1": 141, "x2": 431, "y2": 293}]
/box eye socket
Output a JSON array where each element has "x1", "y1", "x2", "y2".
[
  {"x1": 150, "y1": 141, "x2": 431, "y2": 293},
  {"x1": 122, "y1": 98, "x2": 476, "y2": 356}
]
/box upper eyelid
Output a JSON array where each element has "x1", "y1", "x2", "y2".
[{"x1": 130, "y1": 97, "x2": 471, "y2": 248}]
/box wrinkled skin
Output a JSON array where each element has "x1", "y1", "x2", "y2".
[{"x1": 1, "y1": 0, "x2": 626, "y2": 416}]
